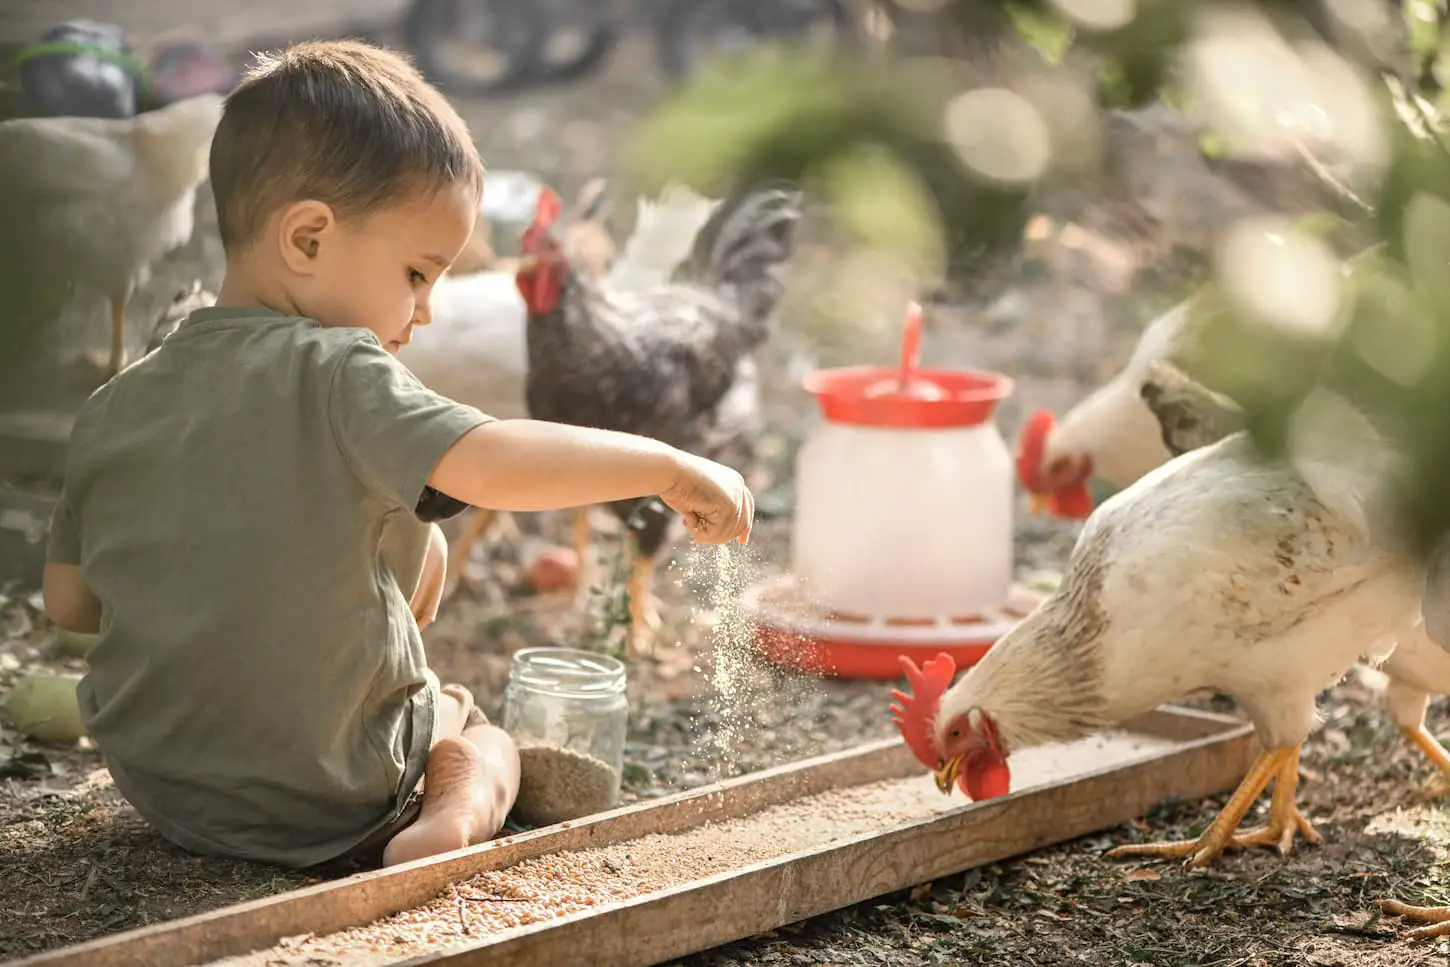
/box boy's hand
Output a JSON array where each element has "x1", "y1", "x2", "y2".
[{"x1": 659, "y1": 453, "x2": 755, "y2": 545}]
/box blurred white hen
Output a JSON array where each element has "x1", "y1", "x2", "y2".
[
  {"x1": 0, "y1": 94, "x2": 224, "y2": 383},
  {"x1": 397, "y1": 182, "x2": 722, "y2": 420}
]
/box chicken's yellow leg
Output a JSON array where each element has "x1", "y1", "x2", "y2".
[
  {"x1": 625, "y1": 547, "x2": 662, "y2": 660},
  {"x1": 1376, "y1": 899, "x2": 1450, "y2": 939},
  {"x1": 109, "y1": 292, "x2": 128, "y2": 376},
  {"x1": 443, "y1": 508, "x2": 497, "y2": 599},
  {"x1": 1400, "y1": 725, "x2": 1450, "y2": 796},
  {"x1": 1219, "y1": 746, "x2": 1321, "y2": 855},
  {"x1": 572, "y1": 507, "x2": 591, "y2": 568},
  {"x1": 1105, "y1": 746, "x2": 1318, "y2": 868},
  {"x1": 568, "y1": 507, "x2": 595, "y2": 607}
]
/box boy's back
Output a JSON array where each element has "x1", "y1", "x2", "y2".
[{"x1": 51, "y1": 306, "x2": 484, "y2": 865}]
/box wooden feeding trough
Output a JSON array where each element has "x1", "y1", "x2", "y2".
[
  {"x1": 15, "y1": 707, "x2": 1256, "y2": 967},
  {"x1": 745, "y1": 302, "x2": 1044, "y2": 678}
]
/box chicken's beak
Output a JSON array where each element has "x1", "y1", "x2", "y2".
[
  {"x1": 516, "y1": 255, "x2": 540, "y2": 273},
  {"x1": 1027, "y1": 492, "x2": 1052, "y2": 516},
  {"x1": 932, "y1": 756, "x2": 962, "y2": 795}
]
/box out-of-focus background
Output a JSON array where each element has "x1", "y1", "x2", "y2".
[{"x1": 4, "y1": 1, "x2": 1450, "y2": 963}]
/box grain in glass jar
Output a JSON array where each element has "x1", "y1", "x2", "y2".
[{"x1": 500, "y1": 647, "x2": 628, "y2": 827}]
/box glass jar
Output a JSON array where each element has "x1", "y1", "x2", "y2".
[{"x1": 500, "y1": 647, "x2": 629, "y2": 826}]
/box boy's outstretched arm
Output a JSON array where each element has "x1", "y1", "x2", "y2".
[
  {"x1": 43, "y1": 563, "x2": 102, "y2": 633},
  {"x1": 428, "y1": 420, "x2": 754, "y2": 545}
]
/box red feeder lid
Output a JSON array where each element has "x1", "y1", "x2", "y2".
[{"x1": 803, "y1": 301, "x2": 1013, "y2": 428}]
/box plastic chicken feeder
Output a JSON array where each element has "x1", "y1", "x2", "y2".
[{"x1": 744, "y1": 302, "x2": 1043, "y2": 679}]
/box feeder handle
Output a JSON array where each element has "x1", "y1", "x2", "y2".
[{"x1": 899, "y1": 301, "x2": 923, "y2": 386}]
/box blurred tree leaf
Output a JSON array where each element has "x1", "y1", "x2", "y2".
[
  {"x1": 625, "y1": 49, "x2": 1033, "y2": 271},
  {"x1": 1004, "y1": 1, "x2": 1073, "y2": 65}
]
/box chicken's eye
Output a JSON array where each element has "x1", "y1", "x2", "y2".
[{"x1": 949, "y1": 728, "x2": 961, "y2": 739}]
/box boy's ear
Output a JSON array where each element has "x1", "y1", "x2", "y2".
[{"x1": 277, "y1": 200, "x2": 336, "y2": 276}]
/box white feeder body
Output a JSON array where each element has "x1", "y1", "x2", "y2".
[{"x1": 791, "y1": 420, "x2": 1013, "y2": 619}]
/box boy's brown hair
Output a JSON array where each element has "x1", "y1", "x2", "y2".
[{"x1": 210, "y1": 40, "x2": 484, "y2": 252}]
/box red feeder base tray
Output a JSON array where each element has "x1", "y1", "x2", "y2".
[{"x1": 741, "y1": 574, "x2": 1046, "y2": 680}]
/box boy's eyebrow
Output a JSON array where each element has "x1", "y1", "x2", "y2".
[{"x1": 422, "y1": 254, "x2": 450, "y2": 267}]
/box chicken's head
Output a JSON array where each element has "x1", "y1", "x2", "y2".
[
  {"x1": 891, "y1": 654, "x2": 1011, "y2": 801},
  {"x1": 516, "y1": 186, "x2": 567, "y2": 315},
  {"x1": 1015, "y1": 410, "x2": 1094, "y2": 520}
]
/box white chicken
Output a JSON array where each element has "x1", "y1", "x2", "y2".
[
  {"x1": 1016, "y1": 289, "x2": 1450, "y2": 796},
  {"x1": 894, "y1": 400, "x2": 1422, "y2": 868},
  {"x1": 1377, "y1": 537, "x2": 1450, "y2": 939},
  {"x1": 0, "y1": 93, "x2": 224, "y2": 380},
  {"x1": 395, "y1": 181, "x2": 723, "y2": 594}
]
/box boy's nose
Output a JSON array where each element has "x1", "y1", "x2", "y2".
[{"x1": 412, "y1": 297, "x2": 433, "y2": 327}]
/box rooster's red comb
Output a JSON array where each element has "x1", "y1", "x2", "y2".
[
  {"x1": 1015, "y1": 410, "x2": 1056, "y2": 492},
  {"x1": 890, "y1": 653, "x2": 957, "y2": 770},
  {"x1": 532, "y1": 186, "x2": 563, "y2": 232}
]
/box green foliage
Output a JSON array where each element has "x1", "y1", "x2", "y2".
[
  {"x1": 627, "y1": 0, "x2": 1450, "y2": 554},
  {"x1": 625, "y1": 49, "x2": 1031, "y2": 271}
]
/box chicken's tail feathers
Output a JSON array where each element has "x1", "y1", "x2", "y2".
[
  {"x1": 678, "y1": 179, "x2": 801, "y2": 285},
  {"x1": 668, "y1": 180, "x2": 803, "y2": 345},
  {"x1": 605, "y1": 183, "x2": 723, "y2": 291},
  {"x1": 133, "y1": 91, "x2": 224, "y2": 173}
]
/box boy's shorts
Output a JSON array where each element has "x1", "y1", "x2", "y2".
[{"x1": 339, "y1": 681, "x2": 488, "y2": 866}]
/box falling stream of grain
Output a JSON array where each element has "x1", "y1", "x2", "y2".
[{"x1": 682, "y1": 542, "x2": 762, "y2": 775}]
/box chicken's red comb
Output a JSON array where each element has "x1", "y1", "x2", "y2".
[
  {"x1": 532, "y1": 186, "x2": 563, "y2": 232},
  {"x1": 1015, "y1": 410, "x2": 1055, "y2": 492},
  {"x1": 890, "y1": 652, "x2": 957, "y2": 770}
]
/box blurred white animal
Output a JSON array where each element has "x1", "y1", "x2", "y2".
[{"x1": 0, "y1": 94, "x2": 224, "y2": 378}]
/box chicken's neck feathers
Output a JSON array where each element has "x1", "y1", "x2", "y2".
[{"x1": 942, "y1": 549, "x2": 1115, "y2": 755}]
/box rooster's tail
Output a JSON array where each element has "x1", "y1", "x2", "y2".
[{"x1": 686, "y1": 180, "x2": 804, "y2": 335}]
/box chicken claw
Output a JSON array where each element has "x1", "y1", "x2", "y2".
[
  {"x1": 1376, "y1": 899, "x2": 1450, "y2": 939},
  {"x1": 1106, "y1": 746, "x2": 1320, "y2": 868}
]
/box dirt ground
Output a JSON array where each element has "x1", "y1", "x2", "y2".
[{"x1": 3, "y1": 6, "x2": 1450, "y2": 967}]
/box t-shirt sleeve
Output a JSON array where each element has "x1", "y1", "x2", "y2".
[
  {"x1": 328, "y1": 338, "x2": 493, "y2": 511},
  {"x1": 47, "y1": 488, "x2": 82, "y2": 565}
]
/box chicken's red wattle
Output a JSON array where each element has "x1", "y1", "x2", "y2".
[{"x1": 1016, "y1": 410, "x2": 1094, "y2": 520}]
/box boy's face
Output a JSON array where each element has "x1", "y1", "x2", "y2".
[{"x1": 283, "y1": 183, "x2": 477, "y2": 352}]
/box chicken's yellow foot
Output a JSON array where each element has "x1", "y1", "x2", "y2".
[
  {"x1": 1376, "y1": 899, "x2": 1450, "y2": 939},
  {"x1": 1105, "y1": 745, "x2": 1320, "y2": 868},
  {"x1": 625, "y1": 551, "x2": 662, "y2": 660},
  {"x1": 443, "y1": 507, "x2": 497, "y2": 599},
  {"x1": 1399, "y1": 725, "x2": 1450, "y2": 797}
]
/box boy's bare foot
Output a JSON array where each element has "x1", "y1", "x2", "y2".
[{"x1": 382, "y1": 736, "x2": 491, "y2": 866}]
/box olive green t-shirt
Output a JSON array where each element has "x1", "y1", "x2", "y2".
[{"x1": 46, "y1": 307, "x2": 491, "y2": 867}]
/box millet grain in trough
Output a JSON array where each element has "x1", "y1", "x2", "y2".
[
  {"x1": 512, "y1": 743, "x2": 620, "y2": 827},
  {"x1": 211, "y1": 731, "x2": 1172, "y2": 967}
]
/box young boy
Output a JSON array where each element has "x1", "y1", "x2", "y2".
[{"x1": 41, "y1": 40, "x2": 755, "y2": 871}]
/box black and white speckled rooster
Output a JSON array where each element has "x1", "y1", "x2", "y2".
[{"x1": 512, "y1": 179, "x2": 803, "y2": 656}]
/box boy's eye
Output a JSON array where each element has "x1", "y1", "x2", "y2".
[{"x1": 409, "y1": 269, "x2": 428, "y2": 285}]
